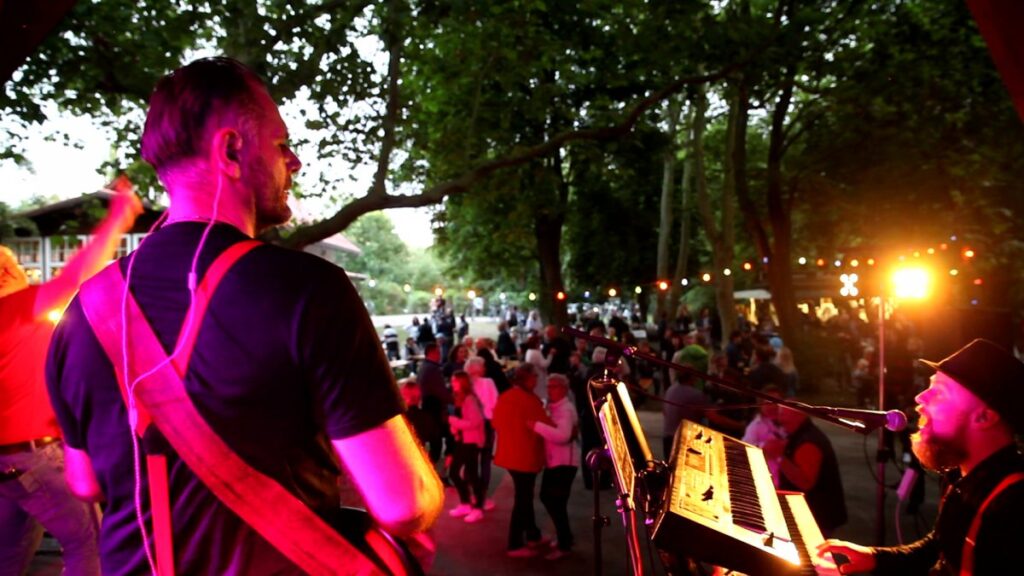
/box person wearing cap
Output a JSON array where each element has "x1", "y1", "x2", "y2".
[
  {"x1": 817, "y1": 338, "x2": 1024, "y2": 574},
  {"x1": 0, "y1": 179, "x2": 141, "y2": 574}
]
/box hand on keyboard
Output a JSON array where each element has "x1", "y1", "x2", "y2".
[{"x1": 815, "y1": 539, "x2": 876, "y2": 574}]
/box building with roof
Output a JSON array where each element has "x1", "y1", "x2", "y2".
[{"x1": 2, "y1": 191, "x2": 364, "y2": 282}]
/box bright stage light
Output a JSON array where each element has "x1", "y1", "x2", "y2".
[{"x1": 892, "y1": 267, "x2": 931, "y2": 300}]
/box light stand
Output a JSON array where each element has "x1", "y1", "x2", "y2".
[{"x1": 875, "y1": 298, "x2": 888, "y2": 545}]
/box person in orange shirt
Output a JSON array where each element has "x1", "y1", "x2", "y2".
[
  {"x1": 492, "y1": 363, "x2": 552, "y2": 557},
  {"x1": 0, "y1": 180, "x2": 141, "y2": 574}
]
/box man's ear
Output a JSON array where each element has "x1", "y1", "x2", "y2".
[
  {"x1": 211, "y1": 128, "x2": 243, "y2": 178},
  {"x1": 974, "y1": 407, "x2": 1001, "y2": 430}
]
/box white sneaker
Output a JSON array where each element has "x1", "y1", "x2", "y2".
[
  {"x1": 448, "y1": 503, "x2": 472, "y2": 518},
  {"x1": 483, "y1": 499, "x2": 496, "y2": 511},
  {"x1": 463, "y1": 508, "x2": 484, "y2": 523}
]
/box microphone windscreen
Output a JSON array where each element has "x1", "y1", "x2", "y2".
[{"x1": 886, "y1": 410, "x2": 908, "y2": 432}]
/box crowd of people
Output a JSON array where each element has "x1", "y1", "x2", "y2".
[
  {"x1": 395, "y1": 299, "x2": 1024, "y2": 573},
  {"x1": 398, "y1": 322, "x2": 582, "y2": 560}
]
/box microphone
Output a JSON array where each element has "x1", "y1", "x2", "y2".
[{"x1": 807, "y1": 405, "x2": 908, "y2": 432}]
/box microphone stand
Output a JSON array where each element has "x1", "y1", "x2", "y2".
[{"x1": 563, "y1": 326, "x2": 881, "y2": 435}]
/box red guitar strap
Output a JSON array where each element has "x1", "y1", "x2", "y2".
[
  {"x1": 79, "y1": 239, "x2": 386, "y2": 576},
  {"x1": 959, "y1": 471, "x2": 1024, "y2": 575}
]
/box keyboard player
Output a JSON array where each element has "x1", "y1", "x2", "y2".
[{"x1": 761, "y1": 403, "x2": 847, "y2": 538}]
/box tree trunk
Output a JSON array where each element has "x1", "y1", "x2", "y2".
[
  {"x1": 692, "y1": 79, "x2": 737, "y2": 350},
  {"x1": 536, "y1": 211, "x2": 566, "y2": 328},
  {"x1": 656, "y1": 96, "x2": 680, "y2": 321},
  {"x1": 534, "y1": 145, "x2": 569, "y2": 328},
  {"x1": 669, "y1": 104, "x2": 695, "y2": 314},
  {"x1": 765, "y1": 65, "x2": 799, "y2": 349}
]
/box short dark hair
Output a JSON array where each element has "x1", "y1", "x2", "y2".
[{"x1": 141, "y1": 57, "x2": 265, "y2": 174}]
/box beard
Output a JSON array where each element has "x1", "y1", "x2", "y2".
[
  {"x1": 911, "y1": 429, "x2": 968, "y2": 472},
  {"x1": 245, "y1": 155, "x2": 292, "y2": 231}
]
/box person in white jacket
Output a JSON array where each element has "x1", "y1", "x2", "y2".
[{"x1": 529, "y1": 374, "x2": 579, "y2": 560}]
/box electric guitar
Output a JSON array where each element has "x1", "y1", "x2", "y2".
[{"x1": 330, "y1": 507, "x2": 425, "y2": 576}]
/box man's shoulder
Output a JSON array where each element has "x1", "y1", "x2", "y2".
[{"x1": 244, "y1": 242, "x2": 347, "y2": 278}]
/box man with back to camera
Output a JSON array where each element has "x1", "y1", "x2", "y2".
[
  {"x1": 45, "y1": 57, "x2": 442, "y2": 574},
  {"x1": 817, "y1": 338, "x2": 1024, "y2": 574},
  {"x1": 1, "y1": 179, "x2": 141, "y2": 575}
]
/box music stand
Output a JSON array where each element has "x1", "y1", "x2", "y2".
[{"x1": 591, "y1": 378, "x2": 659, "y2": 576}]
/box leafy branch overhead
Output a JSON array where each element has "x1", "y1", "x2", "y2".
[{"x1": 4, "y1": 0, "x2": 1023, "y2": 325}]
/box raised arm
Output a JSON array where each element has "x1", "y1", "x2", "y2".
[{"x1": 35, "y1": 176, "x2": 142, "y2": 319}]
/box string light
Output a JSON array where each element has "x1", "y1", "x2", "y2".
[
  {"x1": 608, "y1": 288, "x2": 617, "y2": 297},
  {"x1": 742, "y1": 262, "x2": 752, "y2": 271},
  {"x1": 658, "y1": 280, "x2": 669, "y2": 291},
  {"x1": 798, "y1": 257, "x2": 807, "y2": 265},
  {"x1": 850, "y1": 259, "x2": 859, "y2": 267},
  {"x1": 701, "y1": 273, "x2": 711, "y2": 282},
  {"x1": 556, "y1": 291, "x2": 566, "y2": 301},
  {"x1": 634, "y1": 286, "x2": 642, "y2": 294},
  {"x1": 723, "y1": 268, "x2": 732, "y2": 276}
]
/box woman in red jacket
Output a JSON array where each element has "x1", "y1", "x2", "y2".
[{"x1": 493, "y1": 363, "x2": 552, "y2": 557}]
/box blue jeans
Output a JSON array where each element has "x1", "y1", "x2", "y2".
[{"x1": 0, "y1": 441, "x2": 100, "y2": 576}]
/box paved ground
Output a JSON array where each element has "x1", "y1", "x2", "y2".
[{"x1": 29, "y1": 402, "x2": 939, "y2": 575}]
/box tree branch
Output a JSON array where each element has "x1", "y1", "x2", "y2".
[{"x1": 278, "y1": 65, "x2": 740, "y2": 249}]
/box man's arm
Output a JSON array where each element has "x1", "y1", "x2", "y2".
[
  {"x1": 332, "y1": 414, "x2": 443, "y2": 537},
  {"x1": 63, "y1": 444, "x2": 105, "y2": 503},
  {"x1": 34, "y1": 176, "x2": 141, "y2": 319}
]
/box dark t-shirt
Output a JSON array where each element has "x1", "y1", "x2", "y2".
[{"x1": 46, "y1": 222, "x2": 403, "y2": 575}]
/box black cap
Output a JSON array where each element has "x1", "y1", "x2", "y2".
[{"x1": 919, "y1": 338, "x2": 1024, "y2": 433}]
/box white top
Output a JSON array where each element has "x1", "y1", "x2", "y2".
[
  {"x1": 524, "y1": 348, "x2": 550, "y2": 400},
  {"x1": 531, "y1": 397, "x2": 579, "y2": 468},
  {"x1": 742, "y1": 414, "x2": 786, "y2": 487},
  {"x1": 472, "y1": 376, "x2": 499, "y2": 420}
]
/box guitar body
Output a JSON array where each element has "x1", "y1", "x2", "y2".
[{"x1": 328, "y1": 507, "x2": 424, "y2": 576}]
